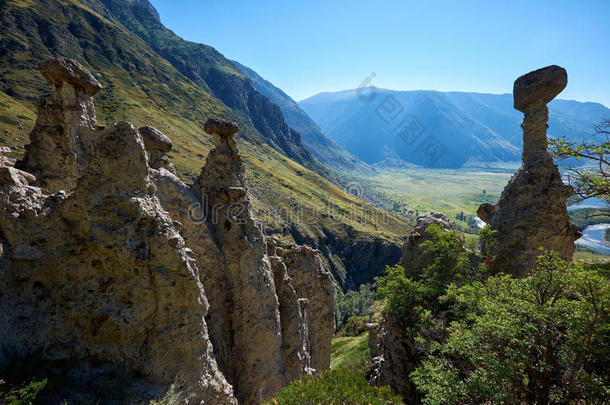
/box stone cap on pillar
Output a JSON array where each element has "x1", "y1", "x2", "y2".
[
  {"x1": 38, "y1": 57, "x2": 103, "y2": 96},
  {"x1": 204, "y1": 118, "x2": 239, "y2": 138},
  {"x1": 513, "y1": 65, "x2": 567, "y2": 112}
]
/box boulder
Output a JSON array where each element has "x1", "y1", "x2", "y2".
[
  {"x1": 138, "y1": 126, "x2": 175, "y2": 173},
  {"x1": 513, "y1": 65, "x2": 567, "y2": 113}
]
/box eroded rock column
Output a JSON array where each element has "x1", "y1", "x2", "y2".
[
  {"x1": 268, "y1": 237, "x2": 336, "y2": 371},
  {"x1": 16, "y1": 57, "x2": 102, "y2": 192},
  {"x1": 196, "y1": 118, "x2": 285, "y2": 403},
  {"x1": 477, "y1": 65, "x2": 581, "y2": 276},
  {"x1": 1, "y1": 58, "x2": 236, "y2": 404}
]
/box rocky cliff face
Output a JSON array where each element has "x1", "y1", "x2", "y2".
[
  {"x1": 290, "y1": 230, "x2": 402, "y2": 290},
  {"x1": 267, "y1": 237, "x2": 337, "y2": 371},
  {"x1": 0, "y1": 58, "x2": 336, "y2": 404},
  {"x1": 477, "y1": 65, "x2": 581, "y2": 276}
]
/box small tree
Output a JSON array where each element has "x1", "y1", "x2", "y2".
[
  {"x1": 411, "y1": 250, "x2": 610, "y2": 404},
  {"x1": 549, "y1": 118, "x2": 610, "y2": 200}
]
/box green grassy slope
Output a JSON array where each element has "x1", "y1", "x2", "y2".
[
  {"x1": 0, "y1": 0, "x2": 409, "y2": 286},
  {"x1": 87, "y1": 0, "x2": 323, "y2": 172}
]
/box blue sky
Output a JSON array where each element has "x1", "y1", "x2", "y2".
[{"x1": 150, "y1": 0, "x2": 610, "y2": 107}]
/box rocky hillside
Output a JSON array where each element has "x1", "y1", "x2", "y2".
[
  {"x1": 0, "y1": 0, "x2": 408, "y2": 288},
  {"x1": 299, "y1": 88, "x2": 610, "y2": 168},
  {"x1": 82, "y1": 0, "x2": 320, "y2": 170},
  {"x1": 0, "y1": 57, "x2": 336, "y2": 403}
]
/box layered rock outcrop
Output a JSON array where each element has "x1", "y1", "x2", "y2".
[
  {"x1": 0, "y1": 58, "x2": 336, "y2": 404},
  {"x1": 477, "y1": 65, "x2": 581, "y2": 276},
  {"x1": 1, "y1": 119, "x2": 235, "y2": 403},
  {"x1": 267, "y1": 237, "x2": 336, "y2": 371}
]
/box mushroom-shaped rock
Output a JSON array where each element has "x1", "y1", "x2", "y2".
[
  {"x1": 204, "y1": 118, "x2": 239, "y2": 138},
  {"x1": 138, "y1": 126, "x2": 172, "y2": 153},
  {"x1": 38, "y1": 57, "x2": 102, "y2": 96},
  {"x1": 483, "y1": 65, "x2": 577, "y2": 276},
  {"x1": 513, "y1": 65, "x2": 567, "y2": 112},
  {"x1": 477, "y1": 202, "x2": 495, "y2": 224}
]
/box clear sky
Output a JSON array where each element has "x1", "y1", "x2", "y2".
[{"x1": 149, "y1": 0, "x2": 610, "y2": 107}]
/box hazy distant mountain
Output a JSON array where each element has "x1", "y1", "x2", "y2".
[
  {"x1": 231, "y1": 61, "x2": 371, "y2": 173},
  {"x1": 299, "y1": 89, "x2": 610, "y2": 168}
]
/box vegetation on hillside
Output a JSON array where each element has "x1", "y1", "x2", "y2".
[
  {"x1": 267, "y1": 368, "x2": 402, "y2": 405},
  {"x1": 335, "y1": 284, "x2": 375, "y2": 330},
  {"x1": 412, "y1": 252, "x2": 609, "y2": 404},
  {"x1": 376, "y1": 225, "x2": 610, "y2": 404}
]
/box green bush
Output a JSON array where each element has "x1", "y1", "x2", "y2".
[
  {"x1": 335, "y1": 316, "x2": 368, "y2": 337},
  {"x1": 376, "y1": 222, "x2": 610, "y2": 404},
  {"x1": 335, "y1": 283, "x2": 375, "y2": 331},
  {"x1": 268, "y1": 368, "x2": 402, "y2": 405},
  {"x1": 376, "y1": 224, "x2": 485, "y2": 336},
  {"x1": 412, "y1": 250, "x2": 609, "y2": 404},
  {"x1": 0, "y1": 378, "x2": 48, "y2": 405}
]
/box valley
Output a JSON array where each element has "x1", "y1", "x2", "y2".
[{"x1": 0, "y1": 0, "x2": 608, "y2": 404}]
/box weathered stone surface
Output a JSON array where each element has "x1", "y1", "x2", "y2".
[
  {"x1": 399, "y1": 212, "x2": 452, "y2": 274},
  {"x1": 476, "y1": 202, "x2": 495, "y2": 224},
  {"x1": 195, "y1": 118, "x2": 286, "y2": 403},
  {"x1": 138, "y1": 126, "x2": 176, "y2": 173},
  {"x1": 139, "y1": 125, "x2": 173, "y2": 153},
  {"x1": 513, "y1": 65, "x2": 567, "y2": 113},
  {"x1": 268, "y1": 237, "x2": 336, "y2": 371},
  {"x1": 0, "y1": 147, "x2": 16, "y2": 167},
  {"x1": 0, "y1": 120, "x2": 236, "y2": 403},
  {"x1": 478, "y1": 65, "x2": 580, "y2": 276},
  {"x1": 268, "y1": 255, "x2": 312, "y2": 382},
  {"x1": 151, "y1": 120, "x2": 336, "y2": 402},
  {"x1": 2, "y1": 58, "x2": 335, "y2": 404},
  {"x1": 368, "y1": 316, "x2": 414, "y2": 402},
  {"x1": 38, "y1": 57, "x2": 103, "y2": 96},
  {"x1": 204, "y1": 118, "x2": 239, "y2": 137},
  {"x1": 16, "y1": 57, "x2": 100, "y2": 193}
]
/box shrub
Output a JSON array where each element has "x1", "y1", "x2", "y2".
[
  {"x1": 335, "y1": 315, "x2": 369, "y2": 337},
  {"x1": 376, "y1": 224, "x2": 486, "y2": 336},
  {"x1": 335, "y1": 283, "x2": 375, "y2": 330},
  {"x1": 411, "y1": 250, "x2": 610, "y2": 404}
]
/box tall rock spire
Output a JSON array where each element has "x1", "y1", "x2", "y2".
[
  {"x1": 196, "y1": 118, "x2": 286, "y2": 403},
  {"x1": 477, "y1": 65, "x2": 581, "y2": 276},
  {"x1": 16, "y1": 57, "x2": 102, "y2": 193}
]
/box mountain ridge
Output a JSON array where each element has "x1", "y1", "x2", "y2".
[
  {"x1": 300, "y1": 88, "x2": 610, "y2": 168},
  {"x1": 231, "y1": 60, "x2": 372, "y2": 174}
]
